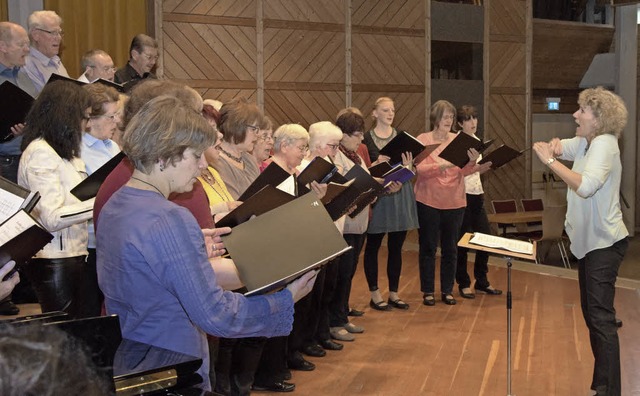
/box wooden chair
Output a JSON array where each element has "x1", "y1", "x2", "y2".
[
  {"x1": 521, "y1": 198, "x2": 544, "y2": 232},
  {"x1": 532, "y1": 205, "x2": 570, "y2": 269},
  {"x1": 491, "y1": 199, "x2": 518, "y2": 236}
]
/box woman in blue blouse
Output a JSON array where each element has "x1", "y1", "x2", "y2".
[{"x1": 96, "y1": 95, "x2": 316, "y2": 391}]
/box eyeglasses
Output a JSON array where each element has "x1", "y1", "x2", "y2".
[
  {"x1": 326, "y1": 143, "x2": 339, "y2": 150},
  {"x1": 141, "y1": 53, "x2": 159, "y2": 61},
  {"x1": 89, "y1": 65, "x2": 116, "y2": 73},
  {"x1": 295, "y1": 145, "x2": 309, "y2": 153},
  {"x1": 257, "y1": 133, "x2": 273, "y2": 142},
  {"x1": 35, "y1": 28, "x2": 64, "y2": 37},
  {"x1": 351, "y1": 131, "x2": 364, "y2": 138},
  {"x1": 441, "y1": 114, "x2": 455, "y2": 120},
  {"x1": 92, "y1": 113, "x2": 119, "y2": 122},
  {"x1": 245, "y1": 125, "x2": 259, "y2": 133}
]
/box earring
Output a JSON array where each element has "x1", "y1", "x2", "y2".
[{"x1": 159, "y1": 163, "x2": 165, "y2": 172}]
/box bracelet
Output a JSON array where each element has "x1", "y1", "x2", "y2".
[{"x1": 546, "y1": 157, "x2": 556, "y2": 166}]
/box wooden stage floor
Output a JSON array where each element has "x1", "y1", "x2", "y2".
[{"x1": 272, "y1": 249, "x2": 640, "y2": 396}]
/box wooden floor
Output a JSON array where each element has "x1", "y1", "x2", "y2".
[
  {"x1": 268, "y1": 248, "x2": 640, "y2": 396},
  {"x1": 8, "y1": 246, "x2": 640, "y2": 395}
]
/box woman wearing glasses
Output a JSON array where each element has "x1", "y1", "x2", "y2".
[
  {"x1": 78, "y1": 83, "x2": 122, "y2": 317},
  {"x1": 215, "y1": 98, "x2": 264, "y2": 199},
  {"x1": 415, "y1": 100, "x2": 487, "y2": 307},
  {"x1": 251, "y1": 116, "x2": 275, "y2": 172},
  {"x1": 17, "y1": 80, "x2": 95, "y2": 318}
]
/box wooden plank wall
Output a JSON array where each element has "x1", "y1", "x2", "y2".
[
  {"x1": 160, "y1": 0, "x2": 427, "y2": 133},
  {"x1": 484, "y1": 0, "x2": 531, "y2": 202}
]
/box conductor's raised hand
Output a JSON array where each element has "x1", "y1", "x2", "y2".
[
  {"x1": 202, "y1": 227, "x2": 232, "y2": 258},
  {"x1": 286, "y1": 270, "x2": 318, "y2": 302}
]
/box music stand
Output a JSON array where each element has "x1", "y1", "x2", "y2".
[{"x1": 458, "y1": 233, "x2": 537, "y2": 396}]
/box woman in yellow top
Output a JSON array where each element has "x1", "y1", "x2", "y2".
[{"x1": 198, "y1": 104, "x2": 241, "y2": 221}]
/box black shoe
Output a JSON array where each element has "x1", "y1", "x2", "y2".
[
  {"x1": 369, "y1": 299, "x2": 392, "y2": 311},
  {"x1": 459, "y1": 287, "x2": 475, "y2": 299},
  {"x1": 319, "y1": 339, "x2": 343, "y2": 350},
  {"x1": 422, "y1": 293, "x2": 435, "y2": 306},
  {"x1": 252, "y1": 381, "x2": 296, "y2": 392},
  {"x1": 288, "y1": 354, "x2": 316, "y2": 371},
  {"x1": 301, "y1": 344, "x2": 326, "y2": 357},
  {"x1": 348, "y1": 308, "x2": 364, "y2": 317},
  {"x1": 441, "y1": 293, "x2": 457, "y2": 305},
  {"x1": 475, "y1": 285, "x2": 503, "y2": 295},
  {"x1": 0, "y1": 301, "x2": 19, "y2": 316},
  {"x1": 387, "y1": 298, "x2": 409, "y2": 310},
  {"x1": 616, "y1": 318, "x2": 623, "y2": 328}
]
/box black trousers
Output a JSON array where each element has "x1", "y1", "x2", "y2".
[
  {"x1": 456, "y1": 194, "x2": 491, "y2": 289},
  {"x1": 363, "y1": 231, "x2": 407, "y2": 292},
  {"x1": 328, "y1": 233, "x2": 365, "y2": 328},
  {"x1": 578, "y1": 238, "x2": 627, "y2": 396},
  {"x1": 24, "y1": 256, "x2": 90, "y2": 319},
  {"x1": 215, "y1": 336, "x2": 266, "y2": 396}
]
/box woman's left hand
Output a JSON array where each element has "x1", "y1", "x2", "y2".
[
  {"x1": 310, "y1": 181, "x2": 327, "y2": 200},
  {"x1": 202, "y1": 227, "x2": 232, "y2": 258},
  {"x1": 401, "y1": 151, "x2": 413, "y2": 167},
  {"x1": 467, "y1": 148, "x2": 480, "y2": 163},
  {"x1": 533, "y1": 141, "x2": 555, "y2": 164},
  {"x1": 386, "y1": 181, "x2": 402, "y2": 193}
]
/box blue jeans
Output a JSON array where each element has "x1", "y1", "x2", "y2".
[
  {"x1": 417, "y1": 203, "x2": 465, "y2": 295},
  {"x1": 0, "y1": 154, "x2": 20, "y2": 183},
  {"x1": 578, "y1": 238, "x2": 627, "y2": 396}
]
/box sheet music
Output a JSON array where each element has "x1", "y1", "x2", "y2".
[
  {"x1": 0, "y1": 210, "x2": 37, "y2": 245},
  {"x1": 470, "y1": 232, "x2": 533, "y2": 255},
  {"x1": 0, "y1": 190, "x2": 24, "y2": 223}
]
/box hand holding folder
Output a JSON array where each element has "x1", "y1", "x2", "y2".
[
  {"x1": 438, "y1": 132, "x2": 494, "y2": 168},
  {"x1": 378, "y1": 131, "x2": 425, "y2": 165}
]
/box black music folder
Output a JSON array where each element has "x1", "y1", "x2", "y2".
[
  {"x1": 438, "y1": 132, "x2": 494, "y2": 168},
  {"x1": 378, "y1": 131, "x2": 425, "y2": 165},
  {"x1": 324, "y1": 164, "x2": 384, "y2": 221},
  {"x1": 0, "y1": 81, "x2": 35, "y2": 142},
  {"x1": 46, "y1": 72, "x2": 85, "y2": 87},
  {"x1": 0, "y1": 210, "x2": 53, "y2": 278},
  {"x1": 297, "y1": 156, "x2": 337, "y2": 193},
  {"x1": 479, "y1": 145, "x2": 527, "y2": 169},
  {"x1": 70, "y1": 151, "x2": 126, "y2": 201},
  {"x1": 0, "y1": 175, "x2": 40, "y2": 223},
  {"x1": 94, "y1": 78, "x2": 126, "y2": 93},
  {"x1": 215, "y1": 185, "x2": 295, "y2": 228},
  {"x1": 222, "y1": 192, "x2": 351, "y2": 296},
  {"x1": 321, "y1": 179, "x2": 355, "y2": 205},
  {"x1": 238, "y1": 162, "x2": 291, "y2": 201}
]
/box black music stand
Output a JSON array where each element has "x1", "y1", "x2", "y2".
[{"x1": 458, "y1": 233, "x2": 536, "y2": 396}]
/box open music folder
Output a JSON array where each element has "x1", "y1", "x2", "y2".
[
  {"x1": 0, "y1": 175, "x2": 40, "y2": 223},
  {"x1": 0, "y1": 81, "x2": 35, "y2": 143},
  {"x1": 215, "y1": 185, "x2": 295, "y2": 228},
  {"x1": 238, "y1": 162, "x2": 291, "y2": 201},
  {"x1": 70, "y1": 151, "x2": 126, "y2": 201},
  {"x1": 478, "y1": 145, "x2": 528, "y2": 170},
  {"x1": 0, "y1": 210, "x2": 53, "y2": 278},
  {"x1": 438, "y1": 132, "x2": 494, "y2": 168},
  {"x1": 222, "y1": 192, "x2": 351, "y2": 296},
  {"x1": 378, "y1": 131, "x2": 426, "y2": 165}
]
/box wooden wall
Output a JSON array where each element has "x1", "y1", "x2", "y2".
[
  {"x1": 44, "y1": 0, "x2": 148, "y2": 78},
  {"x1": 160, "y1": 0, "x2": 428, "y2": 134},
  {"x1": 483, "y1": 0, "x2": 531, "y2": 202}
]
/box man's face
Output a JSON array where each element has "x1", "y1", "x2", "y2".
[
  {"x1": 130, "y1": 46, "x2": 158, "y2": 75},
  {"x1": 0, "y1": 26, "x2": 30, "y2": 67},
  {"x1": 86, "y1": 53, "x2": 115, "y2": 82},
  {"x1": 31, "y1": 17, "x2": 63, "y2": 58}
]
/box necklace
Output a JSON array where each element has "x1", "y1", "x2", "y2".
[
  {"x1": 130, "y1": 176, "x2": 165, "y2": 197},
  {"x1": 218, "y1": 146, "x2": 243, "y2": 163},
  {"x1": 200, "y1": 168, "x2": 233, "y2": 202}
]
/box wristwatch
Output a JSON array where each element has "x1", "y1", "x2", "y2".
[{"x1": 546, "y1": 157, "x2": 556, "y2": 166}]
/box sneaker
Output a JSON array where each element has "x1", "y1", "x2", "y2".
[
  {"x1": 329, "y1": 326, "x2": 355, "y2": 341},
  {"x1": 343, "y1": 322, "x2": 364, "y2": 334}
]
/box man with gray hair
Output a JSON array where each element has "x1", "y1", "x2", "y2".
[
  {"x1": 24, "y1": 10, "x2": 69, "y2": 92},
  {"x1": 0, "y1": 21, "x2": 37, "y2": 317},
  {"x1": 115, "y1": 33, "x2": 158, "y2": 90},
  {"x1": 78, "y1": 49, "x2": 116, "y2": 83}
]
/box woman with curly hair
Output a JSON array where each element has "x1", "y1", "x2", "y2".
[
  {"x1": 18, "y1": 80, "x2": 95, "y2": 318},
  {"x1": 533, "y1": 87, "x2": 628, "y2": 396}
]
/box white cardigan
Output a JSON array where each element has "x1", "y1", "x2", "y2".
[{"x1": 18, "y1": 139, "x2": 95, "y2": 259}]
